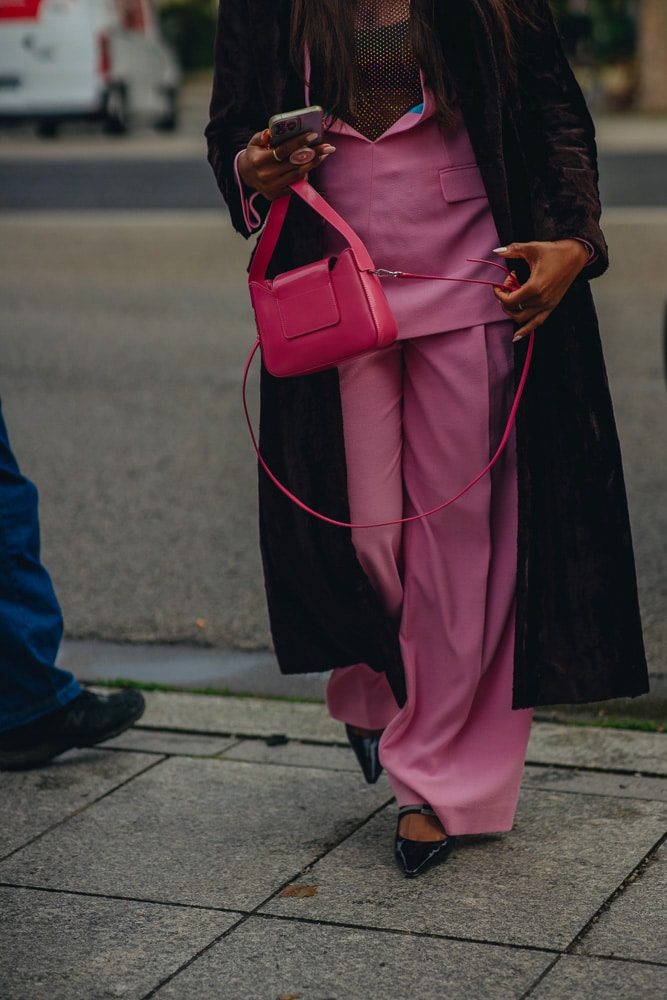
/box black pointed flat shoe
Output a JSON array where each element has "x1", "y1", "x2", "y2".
[
  {"x1": 394, "y1": 804, "x2": 454, "y2": 878},
  {"x1": 345, "y1": 724, "x2": 383, "y2": 784}
]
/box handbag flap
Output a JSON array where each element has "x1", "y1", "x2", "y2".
[{"x1": 272, "y1": 258, "x2": 340, "y2": 339}]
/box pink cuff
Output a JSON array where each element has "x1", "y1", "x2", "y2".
[
  {"x1": 571, "y1": 237, "x2": 598, "y2": 266},
  {"x1": 234, "y1": 150, "x2": 263, "y2": 233}
]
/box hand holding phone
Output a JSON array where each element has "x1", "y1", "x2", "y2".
[{"x1": 238, "y1": 107, "x2": 334, "y2": 203}]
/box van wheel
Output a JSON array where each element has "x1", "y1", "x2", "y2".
[
  {"x1": 104, "y1": 84, "x2": 129, "y2": 135},
  {"x1": 36, "y1": 120, "x2": 60, "y2": 139},
  {"x1": 154, "y1": 87, "x2": 178, "y2": 132}
]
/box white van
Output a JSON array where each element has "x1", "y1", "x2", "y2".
[{"x1": 0, "y1": 0, "x2": 181, "y2": 135}]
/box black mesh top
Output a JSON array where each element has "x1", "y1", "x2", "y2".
[{"x1": 345, "y1": 0, "x2": 423, "y2": 141}]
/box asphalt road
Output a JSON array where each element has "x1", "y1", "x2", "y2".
[
  {"x1": 0, "y1": 151, "x2": 666, "y2": 211},
  {"x1": 1, "y1": 107, "x2": 665, "y2": 694}
]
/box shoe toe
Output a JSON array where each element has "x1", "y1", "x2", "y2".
[
  {"x1": 345, "y1": 725, "x2": 383, "y2": 784},
  {"x1": 394, "y1": 834, "x2": 453, "y2": 878},
  {"x1": 66, "y1": 689, "x2": 145, "y2": 746},
  {"x1": 0, "y1": 688, "x2": 145, "y2": 771}
]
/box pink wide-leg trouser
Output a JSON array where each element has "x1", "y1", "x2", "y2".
[{"x1": 326, "y1": 321, "x2": 533, "y2": 836}]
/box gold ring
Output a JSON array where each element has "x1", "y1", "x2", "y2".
[{"x1": 272, "y1": 147, "x2": 284, "y2": 163}]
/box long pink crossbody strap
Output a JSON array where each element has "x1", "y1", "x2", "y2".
[{"x1": 242, "y1": 329, "x2": 534, "y2": 530}]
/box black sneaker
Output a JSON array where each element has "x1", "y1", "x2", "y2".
[{"x1": 0, "y1": 688, "x2": 145, "y2": 771}]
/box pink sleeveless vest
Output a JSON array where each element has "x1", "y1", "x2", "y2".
[{"x1": 315, "y1": 85, "x2": 507, "y2": 339}]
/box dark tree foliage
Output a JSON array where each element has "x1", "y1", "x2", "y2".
[
  {"x1": 159, "y1": 0, "x2": 218, "y2": 71},
  {"x1": 158, "y1": 0, "x2": 638, "y2": 73}
]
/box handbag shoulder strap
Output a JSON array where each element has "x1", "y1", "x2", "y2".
[
  {"x1": 251, "y1": 184, "x2": 517, "y2": 293},
  {"x1": 248, "y1": 180, "x2": 376, "y2": 283}
]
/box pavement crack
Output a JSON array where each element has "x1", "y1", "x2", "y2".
[
  {"x1": 251, "y1": 910, "x2": 561, "y2": 956},
  {"x1": 138, "y1": 797, "x2": 395, "y2": 999},
  {"x1": 0, "y1": 754, "x2": 165, "y2": 864},
  {"x1": 140, "y1": 911, "x2": 251, "y2": 1000},
  {"x1": 519, "y1": 955, "x2": 563, "y2": 998},
  {"x1": 563, "y1": 829, "x2": 667, "y2": 957},
  {"x1": 0, "y1": 881, "x2": 243, "y2": 913},
  {"x1": 524, "y1": 758, "x2": 667, "y2": 780}
]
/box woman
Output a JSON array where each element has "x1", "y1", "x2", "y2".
[{"x1": 206, "y1": 0, "x2": 648, "y2": 877}]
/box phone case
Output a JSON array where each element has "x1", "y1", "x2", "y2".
[{"x1": 268, "y1": 106, "x2": 323, "y2": 147}]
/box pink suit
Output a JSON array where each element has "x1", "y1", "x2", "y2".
[{"x1": 317, "y1": 87, "x2": 533, "y2": 836}]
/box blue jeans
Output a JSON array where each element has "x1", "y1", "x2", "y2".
[{"x1": 0, "y1": 400, "x2": 81, "y2": 732}]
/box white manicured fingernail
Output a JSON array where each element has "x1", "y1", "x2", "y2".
[{"x1": 493, "y1": 247, "x2": 509, "y2": 253}]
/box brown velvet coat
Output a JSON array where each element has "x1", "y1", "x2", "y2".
[{"x1": 206, "y1": 0, "x2": 649, "y2": 709}]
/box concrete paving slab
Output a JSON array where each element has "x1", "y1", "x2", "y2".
[
  {"x1": 0, "y1": 750, "x2": 160, "y2": 859},
  {"x1": 527, "y1": 723, "x2": 667, "y2": 775},
  {"x1": 530, "y1": 954, "x2": 667, "y2": 999},
  {"x1": 139, "y1": 690, "x2": 343, "y2": 743},
  {"x1": 153, "y1": 914, "x2": 553, "y2": 1000},
  {"x1": 221, "y1": 738, "x2": 371, "y2": 774},
  {"x1": 573, "y1": 845, "x2": 667, "y2": 965},
  {"x1": 260, "y1": 789, "x2": 667, "y2": 951},
  {"x1": 523, "y1": 765, "x2": 667, "y2": 803},
  {"x1": 0, "y1": 756, "x2": 392, "y2": 911},
  {"x1": 0, "y1": 885, "x2": 238, "y2": 1000},
  {"x1": 103, "y1": 729, "x2": 239, "y2": 756}
]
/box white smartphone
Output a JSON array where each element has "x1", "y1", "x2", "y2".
[{"x1": 268, "y1": 105, "x2": 324, "y2": 148}]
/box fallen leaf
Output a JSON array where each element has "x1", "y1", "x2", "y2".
[
  {"x1": 278, "y1": 993, "x2": 301, "y2": 1000},
  {"x1": 195, "y1": 618, "x2": 208, "y2": 629},
  {"x1": 279, "y1": 884, "x2": 318, "y2": 898}
]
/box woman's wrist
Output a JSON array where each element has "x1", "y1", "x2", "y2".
[{"x1": 562, "y1": 237, "x2": 597, "y2": 267}]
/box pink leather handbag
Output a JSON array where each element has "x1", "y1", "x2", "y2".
[{"x1": 248, "y1": 179, "x2": 398, "y2": 377}]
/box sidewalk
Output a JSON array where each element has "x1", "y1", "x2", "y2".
[{"x1": 1, "y1": 691, "x2": 666, "y2": 999}]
